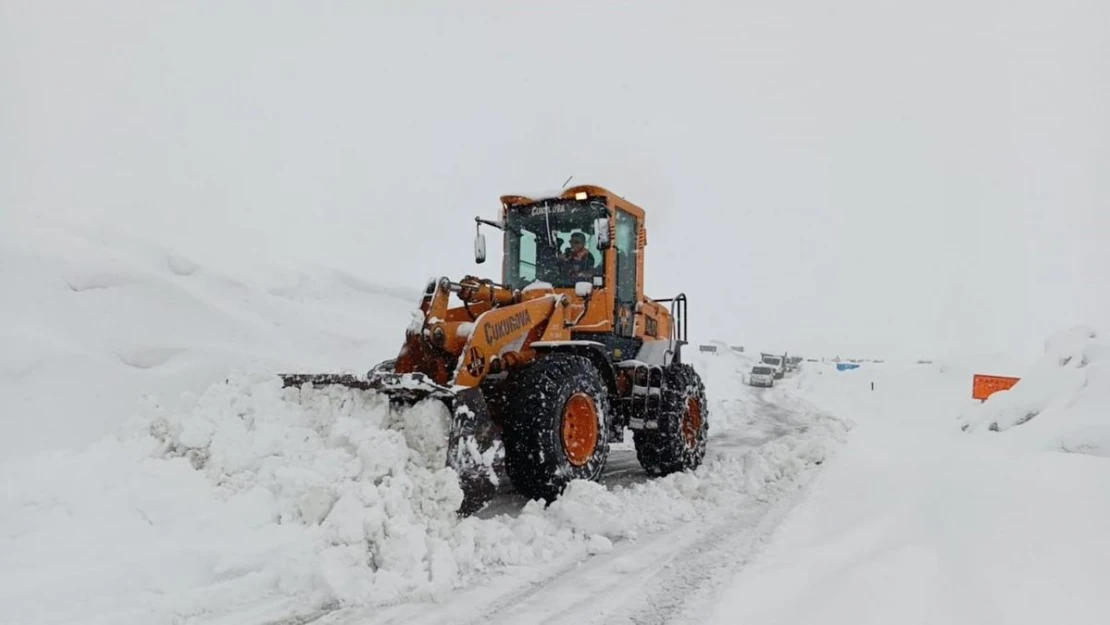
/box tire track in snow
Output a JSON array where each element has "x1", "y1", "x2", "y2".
[
  {"x1": 453, "y1": 444, "x2": 821, "y2": 625},
  {"x1": 317, "y1": 381, "x2": 837, "y2": 625},
  {"x1": 606, "y1": 475, "x2": 813, "y2": 625}
]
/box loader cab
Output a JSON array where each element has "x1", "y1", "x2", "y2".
[
  {"x1": 496, "y1": 185, "x2": 656, "y2": 343},
  {"x1": 501, "y1": 201, "x2": 607, "y2": 292}
]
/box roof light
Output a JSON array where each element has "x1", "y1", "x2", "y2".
[{"x1": 574, "y1": 191, "x2": 587, "y2": 200}]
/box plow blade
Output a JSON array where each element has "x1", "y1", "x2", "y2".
[{"x1": 279, "y1": 370, "x2": 505, "y2": 516}]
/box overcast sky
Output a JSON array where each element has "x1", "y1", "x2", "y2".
[{"x1": 3, "y1": 0, "x2": 1107, "y2": 362}]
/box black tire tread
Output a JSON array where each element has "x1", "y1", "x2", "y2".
[
  {"x1": 633, "y1": 362, "x2": 709, "y2": 476},
  {"x1": 501, "y1": 353, "x2": 611, "y2": 502}
]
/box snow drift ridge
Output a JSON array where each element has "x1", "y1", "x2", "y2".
[{"x1": 958, "y1": 325, "x2": 1109, "y2": 457}]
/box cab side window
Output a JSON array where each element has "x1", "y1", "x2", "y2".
[
  {"x1": 612, "y1": 212, "x2": 639, "y2": 337},
  {"x1": 517, "y1": 231, "x2": 537, "y2": 282},
  {"x1": 615, "y1": 210, "x2": 638, "y2": 306}
]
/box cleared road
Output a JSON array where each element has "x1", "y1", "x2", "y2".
[{"x1": 312, "y1": 381, "x2": 840, "y2": 625}]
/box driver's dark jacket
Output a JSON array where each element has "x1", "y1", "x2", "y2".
[{"x1": 563, "y1": 247, "x2": 596, "y2": 280}]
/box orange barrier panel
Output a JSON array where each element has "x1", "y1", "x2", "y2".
[{"x1": 972, "y1": 374, "x2": 1020, "y2": 401}]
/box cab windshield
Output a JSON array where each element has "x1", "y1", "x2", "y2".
[{"x1": 504, "y1": 199, "x2": 607, "y2": 290}]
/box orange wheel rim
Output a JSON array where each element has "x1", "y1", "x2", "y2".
[
  {"x1": 562, "y1": 392, "x2": 598, "y2": 466},
  {"x1": 682, "y1": 397, "x2": 702, "y2": 448}
]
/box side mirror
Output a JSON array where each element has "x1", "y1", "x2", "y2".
[
  {"x1": 594, "y1": 217, "x2": 611, "y2": 249},
  {"x1": 575, "y1": 281, "x2": 593, "y2": 297},
  {"x1": 474, "y1": 232, "x2": 486, "y2": 264}
]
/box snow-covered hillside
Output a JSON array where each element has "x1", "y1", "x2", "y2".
[
  {"x1": 0, "y1": 221, "x2": 848, "y2": 625},
  {"x1": 0, "y1": 220, "x2": 418, "y2": 460},
  {"x1": 708, "y1": 329, "x2": 1110, "y2": 625}
]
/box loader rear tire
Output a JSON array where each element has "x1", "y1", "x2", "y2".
[
  {"x1": 502, "y1": 354, "x2": 611, "y2": 503},
  {"x1": 634, "y1": 363, "x2": 708, "y2": 476}
]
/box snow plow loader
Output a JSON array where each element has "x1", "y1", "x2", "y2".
[{"x1": 280, "y1": 185, "x2": 708, "y2": 515}]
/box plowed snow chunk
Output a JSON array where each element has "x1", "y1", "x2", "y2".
[
  {"x1": 399, "y1": 400, "x2": 453, "y2": 469},
  {"x1": 117, "y1": 346, "x2": 187, "y2": 369},
  {"x1": 547, "y1": 480, "x2": 628, "y2": 538},
  {"x1": 586, "y1": 534, "x2": 613, "y2": 554},
  {"x1": 357, "y1": 431, "x2": 410, "y2": 483},
  {"x1": 167, "y1": 253, "x2": 200, "y2": 276},
  {"x1": 297, "y1": 483, "x2": 339, "y2": 525},
  {"x1": 64, "y1": 272, "x2": 136, "y2": 292},
  {"x1": 177, "y1": 415, "x2": 216, "y2": 449}
]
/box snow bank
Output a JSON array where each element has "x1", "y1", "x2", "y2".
[
  {"x1": 1, "y1": 353, "x2": 846, "y2": 625},
  {"x1": 686, "y1": 346, "x2": 760, "y2": 433},
  {"x1": 707, "y1": 327, "x2": 1110, "y2": 625},
  {"x1": 785, "y1": 351, "x2": 1031, "y2": 428},
  {"x1": 958, "y1": 325, "x2": 1109, "y2": 456},
  {"x1": 707, "y1": 418, "x2": 1110, "y2": 625}
]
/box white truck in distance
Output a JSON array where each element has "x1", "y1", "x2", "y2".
[
  {"x1": 761, "y1": 354, "x2": 786, "y2": 379},
  {"x1": 749, "y1": 365, "x2": 776, "y2": 387}
]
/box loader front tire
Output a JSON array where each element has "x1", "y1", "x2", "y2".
[
  {"x1": 634, "y1": 363, "x2": 708, "y2": 476},
  {"x1": 502, "y1": 354, "x2": 611, "y2": 503}
]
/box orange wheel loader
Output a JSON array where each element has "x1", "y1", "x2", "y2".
[{"x1": 280, "y1": 185, "x2": 708, "y2": 515}]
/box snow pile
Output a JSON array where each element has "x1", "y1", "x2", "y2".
[
  {"x1": 958, "y1": 325, "x2": 1109, "y2": 456},
  {"x1": 707, "y1": 327, "x2": 1110, "y2": 625},
  {"x1": 707, "y1": 417, "x2": 1110, "y2": 625},
  {"x1": 1, "y1": 354, "x2": 846, "y2": 625},
  {"x1": 1, "y1": 372, "x2": 460, "y2": 625}
]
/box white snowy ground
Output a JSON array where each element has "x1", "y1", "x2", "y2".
[
  {"x1": 0, "y1": 221, "x2": 848, "y2": 625},
  {"x1": 9, "y1": 219, "x2": 1102, "y2": 625},
  {"x1": 708, "y1": 327, "x2": 1110, "y2": 625}
]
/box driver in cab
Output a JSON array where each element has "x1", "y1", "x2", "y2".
[{"x1": 560, "y1": 231, "x2": 597, "y2": 283}]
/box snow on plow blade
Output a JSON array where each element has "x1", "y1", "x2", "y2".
[{"x1": 279, "y1": 371, "x2": 505, "y2": 516}]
